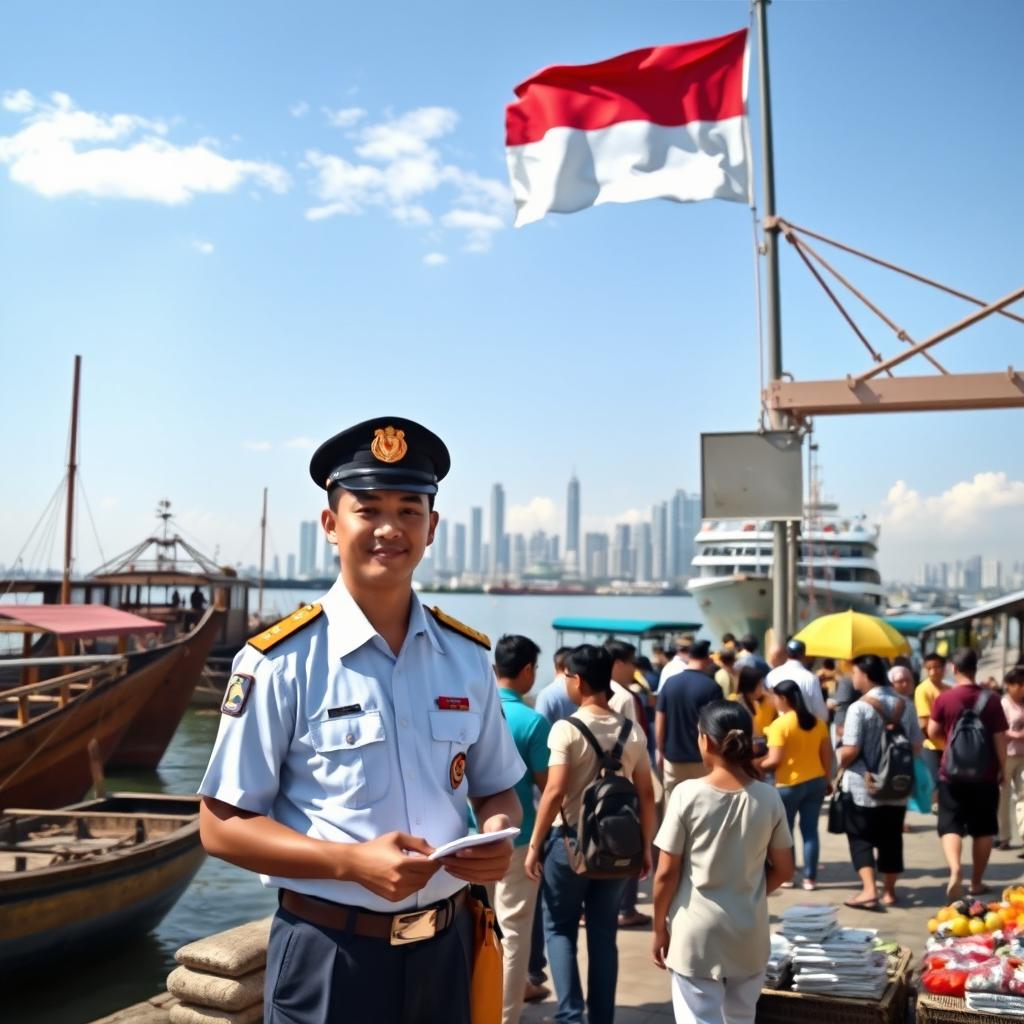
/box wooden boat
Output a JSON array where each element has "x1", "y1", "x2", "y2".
[
  {"x1": 107, "y1": 605, "x2": 225, "y2": 770},
  {"x1": 0, "y1": 792, "x2": 204, "y2": 972},
  {"x1": 0, "y1": 649, "x2": 183, "y2": 809}
]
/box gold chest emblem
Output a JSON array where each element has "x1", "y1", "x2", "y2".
[{"x1": 371, "y1": 426, "x2": 407, "y2": 464}]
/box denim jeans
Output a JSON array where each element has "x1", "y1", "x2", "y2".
[
  {"x1": 528, "y1": 890, "x2": 547, "y2": 979},
  {"x1": 542, "y1": 827, "x2": 628, "y2": 1024},
  {"x1": 778, "y1": 776, "x2": 827, "y2": 881}
]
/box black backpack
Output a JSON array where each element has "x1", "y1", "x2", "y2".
[
  {"x1": 862, "y1": 695, "x2": 915, "y2": 800},
  {"x1": 945, "y1": 689, "x2": 994, "y2": 783},
  {"x1": 561, "y1": 717, "x2": 644, "y2": 878}
]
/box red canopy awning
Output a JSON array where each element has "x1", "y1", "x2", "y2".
[{"x1": 0, "y1": 604, "x2": 164, "y2": 639}]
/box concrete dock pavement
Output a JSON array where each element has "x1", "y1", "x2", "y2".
[{"x1": 520, "y1": 809, "x2": 1024, "y2": 1023}]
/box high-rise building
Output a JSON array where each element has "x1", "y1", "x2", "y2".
[
  {"x1": 453, "y1": 523, "x2": 467, "y2": 576},
  {"x1": 566, "y1": 474, "x2": 580, "y2": 566},
  {"x1": 651, "y1": 501, "x2": 667, "y2": 581},
  {"x1": 634, "y1": 522, "x2": 653, "y2": 582},
  {"x1": 982, "y1": 559, "x2": 1002, "y2": 591},
  {"x1": 469, "y1": 507, "x2": 483, "y2": 575},
  {"x1": 963, "y1": 554, "x2": 983, "y2": 592},
  {"x1": 668, "y1": 490, "x2": 701, "y2": 581},
  {"x1": 322, "y1": 539, "x2": 334, "y2": 576},
  {"x1": 547, "y1": 535, "x2": 560, "y2": 565},
  {"x1": 584, "y1": 532, "x2": 609, "y2": 580},
  {"x1": 298, "y1": 520, "x2": 318, "y2": 577},
  {"x1": 489, "y1": 484, "x2": 506, "y2": 578},
  {"x1": 511, "y1": 534, "x2": 527, "y2": 577},
  {"x1": 286, "y1": 553, "x2": 296, "y2": 579},
  {"x1": 272, "y1": 554, "x2": 280, "y2": 579},
  {"x1": 435, "y1": 519, "x2": 449, "y2": 575},
  {"x1": 612, "y1": 523, "x2": 633, "y2": 579}
]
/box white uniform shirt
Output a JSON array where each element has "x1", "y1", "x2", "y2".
[
  {"x1": 659, "y1": 656, "x2": 687, "y2": 688},
  {"x1": 765, "y1": 658, "x2": 829, "y2": 723},
  {"x1": 199, "y1": 576, "x2": 525, "y2": 912},
  {"x1": 609, "y1": 680, "x2": 638, "y2": 722}
]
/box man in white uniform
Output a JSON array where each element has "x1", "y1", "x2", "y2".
[{"x1": 198, "y1": 416, "x2": 524, "y2": 1024}]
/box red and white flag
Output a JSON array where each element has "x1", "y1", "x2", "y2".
[{"x1": 505, "y1": 29, "x2": 751, "y2": 227}]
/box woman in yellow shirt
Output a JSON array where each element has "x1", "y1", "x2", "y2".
[{"x1": 762, "y1": 680, "x2": 833, "y2": 891}]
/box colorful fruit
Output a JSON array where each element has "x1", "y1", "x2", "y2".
[
  {"x1": 928, "y1": 918, "x2": 941, "y2": 933},
  {"x1": 986, "y1": 912, "x2": 1003, "y2": 930},
  {"x1": 969, "y1": 918, "x2": 988, "y2": 935},
  {"x1": 937, "y1": 907, "x2": 954, "y2": 923},
  {"x1": 951, "y1": 916, "x2": 971, "y2": 937}
]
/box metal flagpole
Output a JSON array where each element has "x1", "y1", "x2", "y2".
[{"x1": 754, "y1": 0, "x2": 793, "y2": 645}]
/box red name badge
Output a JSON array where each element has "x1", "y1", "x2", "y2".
[{"x1": 436, "y1": 696, "x2": 470, "y2": 711}]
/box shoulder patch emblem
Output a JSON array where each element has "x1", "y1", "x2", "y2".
[
  {"x1": 221, "y1": 673, "x2": 255, "y2": 717},
  {"x1": 449, "y1": 751, "x2": 467, "y2": 790},
  {"x1": 429, "y1": 606, "x2": 491, "y2": 650},
  {"x1": 248, "y1": 603, "x2": 323, "y2": 653}
]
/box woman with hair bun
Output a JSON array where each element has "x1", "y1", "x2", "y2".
[
  {"x1": 652, "y1": 701, "x2": 795, "y2": 1024},
  {"x1": 761, "y1": 679, "x2": 833, "y2": 891}
]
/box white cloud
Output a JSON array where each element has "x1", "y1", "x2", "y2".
[
  {"x1": 304, "y1": 104, "x2": 510, "y2": 254},
  {"x1": 192, "y1": 239, "x2": 214, "y2": 255},
  {"x1": 2, "y1": 89, "x2": 35, "y2": 114},
  {"x1": 582, "y1": 508, "x2": 648, "y2": 535},
  {"x1": 324, "y1": 105, "x2": 366, "y2": 129},
  {"x1": 282, "y1": 437, "x2": 316, "y2": 450},
  {"x1": 877, "y1": 472, "x2": 1024, "y2": 579},
  {"x1": 423, "y1": 252, "x2": 447, "y2": 266},
  {"x1": 289, "y1": 101, "x2": 310, "y2": 118},
  {"x1": 507, "y1": 497, "x2": 560, "y2": 534},
  {"x1": 242, "y1": 440, "x2": 273, "y2": 452},
  {"x1": 0, "y1": 90, "x2": 290, "y2": 204},
  {"x1": 354, "y1": 106, "x2": 457, "y2": 160},
  {"x1": 881, "y1": 472, "x2": 1024, "y2": 532}
]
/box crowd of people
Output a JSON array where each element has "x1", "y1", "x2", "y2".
[{"x1": 490, "y1": 629, "x2": 1022, "y2": 1024}]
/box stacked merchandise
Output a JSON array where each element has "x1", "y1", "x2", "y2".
[
  {"x1": 765, "y1": 933, "x2": 792, "y2": 990},
  {"x1": 779, "y1": 906, "x2": 887, "y2": 999}
]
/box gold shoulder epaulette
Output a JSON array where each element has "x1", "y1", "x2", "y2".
[
  {"x1": 248, "y1": 603, "x2": 323, "y2": 653},
  {"x1": 429, "y1": 606, "x2": 491, "y2": 650}
]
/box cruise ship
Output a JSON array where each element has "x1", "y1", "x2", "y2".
[{"x1": 687, "y1": 504, "x2": 884, "y2": 641}]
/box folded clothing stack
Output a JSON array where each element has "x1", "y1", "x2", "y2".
[
  {"x1": 765, "y1": 933, "x2": 792, "y2": 989},
  {"x1": 777, "y1": 904, "x2": 838, "y2": 945},
  {"x1": 777, "y1": 908, "x2": 886, "y2": 999},
  {"x1": 966, "y1": 992, "x2": 1024, "y2": 1017}
]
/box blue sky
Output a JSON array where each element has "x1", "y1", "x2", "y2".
[{"x1": 2, "y1": 0, "x2": 1023, "y2": 581}]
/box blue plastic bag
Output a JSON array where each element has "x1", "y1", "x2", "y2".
[{"x1": 908, "y1": 755, "x2": 934, "y2": 814}]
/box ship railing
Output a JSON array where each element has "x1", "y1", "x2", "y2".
[{"x1": 0, "y1": 658, "x2": 125, "y2": 727}]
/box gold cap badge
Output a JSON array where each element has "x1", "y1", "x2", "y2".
[{"x1": 371, "y1": 426, "x2": 407, "y2": 464}]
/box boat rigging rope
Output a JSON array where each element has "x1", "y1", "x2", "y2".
[
  {"x1": 0, "y1": 476, "x2": 66, "y2": 598},
  {"x1": 77, "y1": 474, "x2": 107, "y2": 568}
]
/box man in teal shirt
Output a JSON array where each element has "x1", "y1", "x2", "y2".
[{"x1": 493, "y1": 634, "x2": 551, "y2": 1024}]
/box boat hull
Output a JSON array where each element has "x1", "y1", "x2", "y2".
[
  {"x1": 688, "y1": 574, "x2": 883, "y2": 642},
  {"x1": 0, "y1": 794, "x2": 204, "y2": 972},
  {"x1": 0, "y1": 646, "x2": 183, "y2": 809},
  {"x1": 108, "y1": 607, "x2": 224, "y2": 770}
]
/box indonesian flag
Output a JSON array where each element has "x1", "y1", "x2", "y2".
[{"x1": 505, "y1": 29, "x2": 751, "y2": 227}]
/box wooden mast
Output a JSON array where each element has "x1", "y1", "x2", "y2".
[
  {"x1": 61, "y1": 355, "x2": 82, "y2": 606},
  {"x1": 257, "y1": 486, "x2": 267, "y2": 619}
]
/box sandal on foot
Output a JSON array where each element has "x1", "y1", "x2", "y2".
[
  {"x1": 969, "y1": 884, "x2": 992, "y2": 896},
  {"x1": 844, "y1": 896, "x2": 882, "y2": 911}
]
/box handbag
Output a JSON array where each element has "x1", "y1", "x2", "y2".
[
  {"x1": 827, "y1": 771, "x2": 847, "y2": 835},
  {"x1": 467, "y1": 887, "x2": 503, "y2": 1024}
]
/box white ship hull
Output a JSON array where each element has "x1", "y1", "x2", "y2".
[{"x1": 687, "y1": 574, "x2": 883, "y2": 642}]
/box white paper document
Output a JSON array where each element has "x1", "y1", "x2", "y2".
[{"x1": 427, "y1": 828, "x2": 521, "y2": 861}]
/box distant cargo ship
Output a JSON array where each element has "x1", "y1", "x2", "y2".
[{"x1": 687, "y1": 504, "x2": 884, "y2": 640}]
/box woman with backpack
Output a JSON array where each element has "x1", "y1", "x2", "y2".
[
  {"x1": 524, "y1": 644, "x2": 656, "y2": 1024},
  {"x1": 652, "y1": 701, "x2": 794, "y2": 1024},
  {"x1": 839, "y1": 654, "x2": 924, "y2": 909},
  {"x1": 761, "y1": 679, "x2": 832, "y2": 890}
]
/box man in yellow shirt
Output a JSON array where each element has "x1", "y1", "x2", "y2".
[{"x1": 916, "y1": 652, "x2": 950, "y2": 808}]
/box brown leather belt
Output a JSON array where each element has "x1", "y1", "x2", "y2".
[{"x1": 281, "y1": 888, "x2": 467, "y2": 946}]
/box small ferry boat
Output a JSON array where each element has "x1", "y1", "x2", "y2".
[
  {"x1": 687, "y1": 504, "x2": 885, "y2": 641},
  {"x1": 0, "y1": 792, "x2": 203, "y2": 972}
]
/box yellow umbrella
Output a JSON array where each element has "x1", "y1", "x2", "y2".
[{"x1": 793, "y1": 609, "x2": 911, "y2": 660}]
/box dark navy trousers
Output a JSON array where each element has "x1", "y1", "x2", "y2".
[{"x1": 265, "y1": 904, "x2": 473, "y2": 1024}]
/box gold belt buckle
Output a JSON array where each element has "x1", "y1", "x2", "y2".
[{"x1": 390, "y1": 907, "x2": 439, "y2": 945}]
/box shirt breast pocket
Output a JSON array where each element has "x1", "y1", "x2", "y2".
[
  {"x1": 309, "y1": 711, "x2": 390, "y2": 808},
  {"x1": 429, "y1": 711, "x2": 481, "y2": 792}
]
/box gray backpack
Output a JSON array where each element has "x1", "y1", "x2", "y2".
[
  {"x1": 945, "y1": 689, "x2": 994, "y2": 783},
  {"x1": 862, "y1": 695, "x2": 914, "y2": 800}
]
